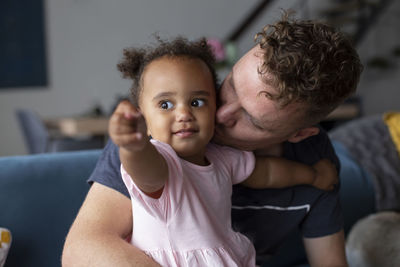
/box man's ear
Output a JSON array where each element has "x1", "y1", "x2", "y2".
[{"x1": 287, "y1": 126, "x2": 320, "y2": 143}]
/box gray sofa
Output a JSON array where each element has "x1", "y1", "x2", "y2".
[{"x1": 0, "y1": 141, "x2": 376, "y2": 267}]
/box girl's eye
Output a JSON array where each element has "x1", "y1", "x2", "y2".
[
  {"x1": 191, "y1": 99, "x2": 205, "y2": 107},
  {"x1": 160, "y1": 101, "x2": 173, "y2": 109}
]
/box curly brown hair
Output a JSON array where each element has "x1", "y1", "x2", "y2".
[
  {"x1": 117, "y1": 36, "x2": 218, "y2": 107},
  {"x1": 255, "y1": 12, "x2": 363, "y2": 124}
]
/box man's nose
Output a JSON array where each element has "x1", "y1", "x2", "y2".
[
  {"x1": 216, "y1": 102, "x2": 239, "y2": 127},
  {"x1": 176, "y1": 105, "x2": 194, "y2": 122}
]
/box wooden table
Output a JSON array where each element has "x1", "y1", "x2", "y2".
[{"x1": 45, "y1": 116, "x2": 109, "y2": 137}]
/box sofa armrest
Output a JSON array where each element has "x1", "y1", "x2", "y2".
[{"x1": 334, "y1": 141, "x2": 376, "y2": 234}]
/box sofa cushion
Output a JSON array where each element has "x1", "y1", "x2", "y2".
[{"x1": 0, "y1": 149, "x2": 101, "y2": 267}]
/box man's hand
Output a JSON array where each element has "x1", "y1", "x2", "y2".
[
  {"x1": 312, "y1": 159, "x2": 338, "y2": 191},
  {"x1": 109, "y1": 100, "x2": 148, "y2": 152}
]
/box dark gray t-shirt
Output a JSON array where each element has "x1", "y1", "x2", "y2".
[{"x1": 88, "y1": 127, "x2": 342, "y2": 264}]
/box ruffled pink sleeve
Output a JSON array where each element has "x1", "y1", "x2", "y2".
[
  {"x1": 206, "y1": 144, "x2": 256, "y2": 184},
  {"x1": 120, "y1": 139, "x2": 184, "y2": 222}
]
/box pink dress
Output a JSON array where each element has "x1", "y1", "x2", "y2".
[{"x1": 121, "y1": 140, "x2": 257, "y2": 267}]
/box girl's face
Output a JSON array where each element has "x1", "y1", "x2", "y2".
[{"x1": 139, "y1": 57, "x2": 216, "y2": 165}]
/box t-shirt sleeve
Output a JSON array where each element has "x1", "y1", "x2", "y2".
[
  {"x1": 295, "y1": 129, "x2": 343, "y2": 237},
  {"x1": 87, "y1": 139, "x2": 130, "y2": 198},
  {"x1": 301, "y1": 186, "x2": 343, "y2": 237},
  {"x1": 209, "y1": 144, "x2": 256, "y2": 185}
]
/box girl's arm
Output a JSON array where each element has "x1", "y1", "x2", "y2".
[
  {"x1": 109, "y1": 102, "x2": 167, "y2": 195},
  {"x1": 241, "y1": 157, "x2": 337, "y2": 190}
]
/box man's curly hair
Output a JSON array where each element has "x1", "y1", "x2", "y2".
[
  {"x1": 117, "y1": 36, "x2": 217, "y2": 107},
  {"x1": 255, "y1": 12, "x2": 363, "y2": 124}
]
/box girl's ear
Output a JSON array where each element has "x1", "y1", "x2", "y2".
[{"x1": 287, "y1": 126, "x2": 320, "y2": 143}]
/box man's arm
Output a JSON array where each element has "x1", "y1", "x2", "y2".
[
  {"x1": 62, "y1": 182, "x2": 161, "y2": 267},
  {"x1": 303, "y1": 230, "x2": 348, "y2": 267}
]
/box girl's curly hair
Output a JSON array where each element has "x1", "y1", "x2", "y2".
[
  {"x1": 117, "y1": 36, "x2": 218, "y2": 107},
  {"x1": 255, "y1": 12, "x2": 363, "y2": 123}
]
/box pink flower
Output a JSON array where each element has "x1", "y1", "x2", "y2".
[{"x1": 207, "y1": 38, "x2": 226, "y2": 62}]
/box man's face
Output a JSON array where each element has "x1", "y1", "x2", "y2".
[{"x1": 214, "y1": 46, "x2": 306, "y2": 153}]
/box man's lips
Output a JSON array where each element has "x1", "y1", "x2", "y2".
[{"x1": 173, "y1": 128, "x2": 198, "y2": 137}]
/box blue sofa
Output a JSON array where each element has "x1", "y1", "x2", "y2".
[{"x1": 0, "y1": 142, "x2": 376, "y2": 267}]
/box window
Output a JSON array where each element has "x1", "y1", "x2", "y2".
[{"x1": 0, "y1": 0, "x2": 47, "y2": 88}]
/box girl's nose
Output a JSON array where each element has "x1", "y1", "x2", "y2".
[
  {"x1": 176, "y1": 106, "x2": 194, "y2": 122},
  {"x1": 216, "y1": 101, "x2": 239, "y2": 127}
]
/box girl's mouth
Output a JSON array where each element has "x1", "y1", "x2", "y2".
[{"x1": 174, "y1": 128, "x2": 197, "y2": 137}]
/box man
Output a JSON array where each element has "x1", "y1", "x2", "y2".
[{"x1": 62, "y1": 13, "x2": 362, "y2": 267}]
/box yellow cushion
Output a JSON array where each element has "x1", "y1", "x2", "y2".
[
  {"x1": 384, "y1": 112, "x2": 400, "y2": 158},
  {"x1": 0, "y1": 228, "x2": 11, "y2": 267}
]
